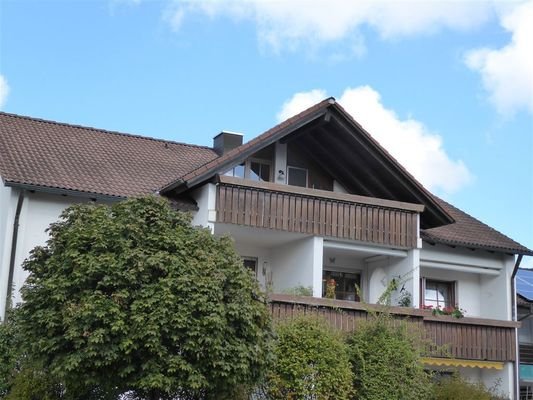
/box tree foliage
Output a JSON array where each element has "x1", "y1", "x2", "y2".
[
  {"x1": 432, "y1": 373, "x2": 508, "y2": 400},
  {"x1": 0, "y1": 313, "x2": 19, "y2": 396},
  {"x1": 14, "y1": 196, "x2": 272, "y2": 399},
  {"x1": 262, "y1": 316, "x2": 354, "y2": 400},
  {"x1": 348, "y1": 314, "x2": 432, "y2": 400}
]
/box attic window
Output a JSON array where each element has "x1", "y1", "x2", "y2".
[
  {"x1": 287, "y1": 166, "x2": 308, "y2": 188},
  {"x1": 249, "y1": 160, "x2": 271, "y2": 182},
  {"x1": 224, "y1": 163, "x2": 245, "y2": 178}
]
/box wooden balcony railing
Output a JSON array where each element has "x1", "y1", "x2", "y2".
[
  {"x1": 270, "y1": 294, "x2": 519, "y2": 362},
  {"x1": 216, "y1": 176, "x2": 424, "y2": 248}
]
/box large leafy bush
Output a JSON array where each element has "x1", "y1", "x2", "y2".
[
  {"x1": 12, "y1": 196, "x2": 272, "y2": 399},
  {"x1": 262, "y1": 316, "x2": 353, "y2": 400},
  {"x1": 348, "y1": 315, "x2": 432, "y2": 400}
]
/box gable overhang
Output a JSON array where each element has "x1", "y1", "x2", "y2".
[{"x1": 161, "y1": 99, "x2": 454, "y2": 229}]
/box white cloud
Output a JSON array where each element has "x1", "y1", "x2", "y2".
[
  {"x1": 0, "y1": 75, "x2": 9, "y2": 109},
  {"x1": 164, "y1": 4, "x2": 186, "y2": 32},
  {"x1": 277, "y1": 86, "x2": 473, "y2": 194},
  {"x1": 276, "y1": 89, "x2": 327, "y2": 122},
  {"x1": 165, "y1": 1, "x2": 494, "y2": 52},
  {"x1": 465, "y1": 1, "x2": 533, "y2": 115}
]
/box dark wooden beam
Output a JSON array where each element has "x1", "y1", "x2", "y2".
[
  {"x1": 304, "y1": 129, "x2": 396, "y2": 199},
  {"x1": 279, "y1": 115, "x2": 326, "y2": 144},
  {"x1": 298, "y1": 135, "x2": 374, "y2": 197},
  {"x1": 328, "y1": 112, "x2": 452, "y2": 228}
]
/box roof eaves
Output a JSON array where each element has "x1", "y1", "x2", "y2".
[
  {"x1": 421, "y1": 232, "x2": 533, "y2": 256},
  {"x1": 4, "y1": 180, "x2": 127, "y2": 202}
]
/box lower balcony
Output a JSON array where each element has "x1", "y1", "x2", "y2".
[{"x1": 270, "y1": 294, "x2": 519, "y2": 364}]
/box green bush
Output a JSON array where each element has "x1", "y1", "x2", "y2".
[
  {"x1": 348, "y1": 315, "x2": 432, "y2": 400},
  {"x1": 13, "y1": 196, "x2": 273, "y2": 399},
  {"x1": 262, "y1": 316, "x2": 354, "y2": 400},
  {"x1": 432, "y1": 373, "x2": 509, "y2": 400},
  {"x1": 0, "y1": 315, "x2": 19, "y2": 396}
]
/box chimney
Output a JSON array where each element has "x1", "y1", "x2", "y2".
[{"x1": 213, "y1": 131, "x2": 244, "y2": 155}]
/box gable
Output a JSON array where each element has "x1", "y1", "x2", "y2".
[{"x1": 161, "y1": 98, "x2": 453, "y2": 229}]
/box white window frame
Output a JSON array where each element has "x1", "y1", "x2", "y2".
[
  {"x1": 287, "y1": 165, "x2": 308, "y2": 188},
  {"x1": 246, "y1": 158, "x2": 272, "y2": 182}
]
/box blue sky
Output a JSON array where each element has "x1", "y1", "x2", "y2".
[{"x1": 1, "y1": 0, "x2": 532, "y2": 264}]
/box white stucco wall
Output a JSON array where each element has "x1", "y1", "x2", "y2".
[
  {"x1": 0, "y1": 187, "x2": 112, "y2": 320},
  {"x1": 421, "y1": 243, "x2": 512, "y2": 320},
  {"x1": 274, "y1": 142, "x2": 287, "y2": 184},
  {"x1": 190, "y1": 183, "x2": 216, "y2": 231},
  {"x1": 364, "y1": 252, "x2": 418, "y2": 306},
  {"x1": 480, "y1": 255, "x2": 514, "y2": 320},
  {"x1": 0, "y1": 182, "x2": 17, "y2": 320},
  {"x1": 232, "y1": 241, "x2": 272, "y2": 289},
  {"x1": 270, "y1": 236, "x2": 323, "y2": 296},
  {"x1": 420, "y1": 267, "x2": 481, "y2": 317}
]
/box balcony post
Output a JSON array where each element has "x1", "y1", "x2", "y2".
[{"x1": 312, "y1": 236, "x2": 324, "y2": 298}]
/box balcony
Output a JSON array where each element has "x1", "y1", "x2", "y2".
[
  {"x1": 215, "y1": 176, "x2": 424, "y2": 249},
  {"x1": 270, "y1": 294, "x2": 519, "y2": 363}
]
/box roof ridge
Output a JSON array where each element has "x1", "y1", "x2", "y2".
[{"x1": 0, "y1": 111, "x2": 214, "y2": 151}]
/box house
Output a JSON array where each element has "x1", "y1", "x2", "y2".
[
  {"x1": 0, "y1": 98, "x2": 531, "y2": 398},
  {"x1": 517, "y1": 268, "x2": 533, "y2": 399}
]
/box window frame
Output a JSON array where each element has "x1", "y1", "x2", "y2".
[
  {"x1": 247, "y1": 158, "x2": 272, "y2": 182},
  {"x1": 322, "y1": 269, "x2": 361, "y2": 302},
  {"x1": 242, "y1": 256, "x2": 258, "y2": 278},
  {"x1": 287, "y1": 165, "x2": 308, "y2": 188},
  {"x1": 420, "y1": 278, "x2": 456, "y2": 309}
]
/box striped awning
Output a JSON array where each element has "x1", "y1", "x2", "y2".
[{"x1": 421, "y1": 357, "x2": 504, "y2": 370}]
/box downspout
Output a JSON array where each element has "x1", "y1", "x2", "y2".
[
  {"x1": 512, "y1": 254, "x2": 524, "y2": 400},
  {"x1": 3, "y1": 190, "x2": 25, "y2": 322}
]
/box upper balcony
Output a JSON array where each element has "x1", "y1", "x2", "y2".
[{"x1": 215, "y1": 175, "x2": 424, "y2": 249}]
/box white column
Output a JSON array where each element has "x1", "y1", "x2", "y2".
[
  {"x1": 312, "y1": 236, "x2": 324, "y2": 297},
  {"x1": 274, "y1": 142, "x2": 287, "y2": 184}
]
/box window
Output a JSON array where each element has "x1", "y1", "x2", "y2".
[
  {"x1": 519, "y1": 317, "x2": 533, "y2": 344},
  {"x1": 287, "y1": 166, "x2": 308, "y2": 187},
  {"x1": 242, "y1": 257, "x2": 257, "y2": 277},
  {"x1": 224, "y1": 162, "x2": 245, "y2": 178},
  {"x1": 249, "y1": 160, "x2": 271, "y2": 182},
  {"x1": 322, "y1": 270, "x2": 361, "y2": 301},
  {"x1": 421, "y1": 279, "x2": 455, "y2": 309}
]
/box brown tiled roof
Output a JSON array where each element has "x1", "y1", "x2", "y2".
[
  {"x1": 0, "y1": 108, "x2": 530, "y2": 256},
  {"x1": 422, "y1": 197, "x2": 533, "y2": 256},
  {"x1": 0, "y1": 112, "x2": 218, "y2": 198}
]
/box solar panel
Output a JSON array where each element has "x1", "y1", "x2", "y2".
[{"x1": 516, "y1": 269, "x2": 533, "y2": 302}]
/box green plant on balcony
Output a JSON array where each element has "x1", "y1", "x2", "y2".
[
  {"x1": 282, "y1": 285, "x2": 313, "y2": 297},
  {"x1": 424, "y1": 305, "x2": 465, "y2": 318},
  {"x1": 397, "y1": 290, "x2": 412, "y2": 307},
  {"x1": 325, "y1": 278, "x2": 336, "y2": 299}
]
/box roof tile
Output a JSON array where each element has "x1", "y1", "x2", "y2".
[
  {"x1": 0, "y1": 112, "x2": 218, "y2": 198},
  {"x1": 422, "y1": 197, "x2": 533, "y2": 255}
]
